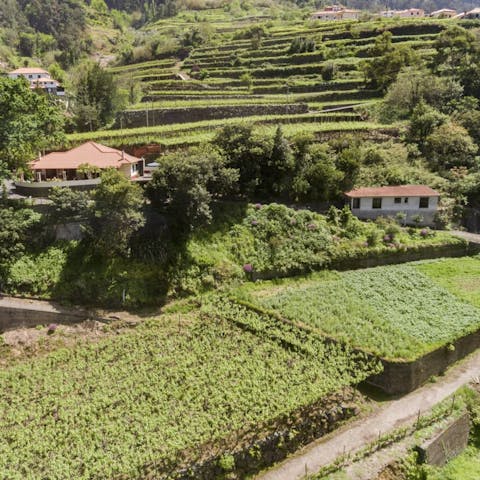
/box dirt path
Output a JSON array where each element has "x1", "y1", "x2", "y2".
[{"x1": 256, "y1": 350, "x2": 480, "y2": 480}]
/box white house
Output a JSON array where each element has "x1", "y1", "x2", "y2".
[
  {"x1": 345, "y1": 185, "x2": 440, "y2": 226},
  {"x1": 8, "y1": 68, "x2": 65, "y2": 96},
  {"x1": 311, "y1": 5, "x2": 361, "y2": 20},
  {"x1": 380, "y1": 8, "x2": 424, "y2": 17},
  {"x1": 464, "y1": 7, "x2": 480, "y2": 18},
  {"x1": 430, "y1": 8, "x2": 457, "y2": 18}
]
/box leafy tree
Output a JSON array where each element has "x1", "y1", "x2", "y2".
[
  {"x1": 0, "y1": 77, "x2": 65, "y2": 174},
  {"x1": 146, "y1": 145, "x2": 238, "y2": 232},
  {"x1": 361, "y1": 31, "x2": 417, "y2": 91},
  {"x1": 0, "y1": 207, "x2": 41, "y2": 284},
  {"x1": 381, "y1": 67, "x2": 463, "y2": 120},
  {"x1": 433, "y1": 26, "x2": 477, "y2": 73},
  {"x1": 266, "y1": 126, "x2": 295, "y2": 196},
  {"x1": 47, "y1": 187, "x2": 90, "y2": 224},
  {"x1": 214, "y1": 124, "x2": 271, "y2": 196},
  {"x1": 86, "y1": 169, "x2": 145, "y2": 256},
  {"x1": 406, "y1": 101, "x2": 448, "y2": 151},
  {"x1": 425, "y1": 122, "x2": 478, "y2": 172},
  {"x1": 73, "y1": 62, "x2": 121, "y2": 131}
]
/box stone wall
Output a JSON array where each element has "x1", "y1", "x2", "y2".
[
  {"x1": 115, "y1": 103, "x2": 308, "y2": 128},
  {"x1": 415, "y1": 413, "x2": 470, "y2": 466},
  {"x1": 368, "y1": 328, "x2": 480, "y2": 395}
]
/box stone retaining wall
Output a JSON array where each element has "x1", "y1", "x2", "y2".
[
  {"x1": 115, "y1": 103, "x2": 308, "y2": 128},
  {"x1": 415, "y1": 413, "x2": 470, "y2": 467}
]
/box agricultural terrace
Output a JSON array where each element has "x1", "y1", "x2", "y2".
[
  {"x1": 238, "y1": 257, "x2": 480, "y2": 361},
  {"x1": 84, "y1": 15, "x2": 466, "y2": 149},
  {"x1": 0, "y1": 302, "x2": 378, "y2": 479}
]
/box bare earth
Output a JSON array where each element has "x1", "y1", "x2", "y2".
[{"x1": 256, "y1": 350, "x2": 480, "y2": 480}]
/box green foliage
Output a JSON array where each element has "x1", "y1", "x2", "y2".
[
  {"x1": 146, "y1": 145, "x2": 238, "y2": 232},
  {"x1": 0, "y1": 207, "x2": 41, "y2": 283},
  {"x1": 47, "y1": 187, "x2": 90, "y2": 224},
  {"x1": 247, "y1": 261, "x2": 480, "y2": 360},
  {"x1": 0, "y1": 77, "x2": 65, "y2": 172},
  {"x1": 289, "y1": 37, "x2": 315, "y2": 54},
  {"x1": 86, "y1": 169, "x2": 145, "y2": 256},
  {"x1": 361, "y1": 31, "x2": 417, "y2": 91},
  {"x1": 0, "y1": 301, "x2": 374, "y2": 478},
  {"x1": 73, "y1": 62, "x2": 121, "y2": 131}
]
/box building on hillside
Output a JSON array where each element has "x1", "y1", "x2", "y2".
[
  {"x1": 311, "y1": 5, "x2": 361, "y2": 20},
  {"x1": 8, "y1": 68, "x2": 65, "y2": 96},
  {"x1": 344, "y1": 185, "x2": 440, "y2": 226},
  {"x1": 464, "y1": 7, "x2": 480, "y2": 18},
  {"x1": 30, "y1": 142, "x2": 144, "y2": 182},
  {"x1": 380, "y1": 8, "x2": 424, "y2": 17},
  {"x1": 429, "y1": 8, "x2": 457, "y2": 18}
]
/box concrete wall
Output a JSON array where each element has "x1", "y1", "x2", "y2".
[
  {"x1": 416, "y1": 413, "x2": 470, "y2": 466},
  {"x1": 15, "y1": 179, "x2": 100, "y2": 198}
]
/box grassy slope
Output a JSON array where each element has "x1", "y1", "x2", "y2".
[{"x1": 240, "y1": 257, "x2": 480, "y2": 361}]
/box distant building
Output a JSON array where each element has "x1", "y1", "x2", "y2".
[
  {"x1": 464, "y1": 7, "x2": 480, "y2": 18},
  {"x1": 430, "y1": 8, "x2": 457, "y2": 18},
  {"x1": 30, "y1": 142, "x2": 144, "y2": 182},
  {"x1": 380, "y1": 8, "x2": 424, "y2": 17},
  {"x1": 311, "y1": 5, "x2": 361, "y2": 21},
  {"x1": 344, "y1": 185, "x2": 440, "y2": 226},
  {"x1": 8, "y1": 68, "x2": 65, "y2": 96}
]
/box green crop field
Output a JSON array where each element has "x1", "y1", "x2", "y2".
[
  {"x1": 239, "y1": 259, "x2": 480, "y2": 361},
  {"x1": 417, "y1": 256, "x2": 480, "y2": 308},
  {"x1": 0, "y1": 301, "x2": 377, "y2": 479}
]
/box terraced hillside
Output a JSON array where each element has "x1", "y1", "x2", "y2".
[{"x1": 70, "y1": 14, "x2": 460, "y2": 150}]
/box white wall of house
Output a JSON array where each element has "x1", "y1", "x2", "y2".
[{"x1": 350, "y1": 195, "x2": 439, "y2": 225}]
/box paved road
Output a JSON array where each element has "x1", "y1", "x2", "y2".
[{"x1": 256, "y1": 350, "x2": 480, "y2": 480}]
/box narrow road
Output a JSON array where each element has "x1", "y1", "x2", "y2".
[
  {"x1": 451, "y1": 230, "x2": 480, "y2": 245},
  {"x1": 256, "y1": 350, "x2": 480, "y2": 480}
]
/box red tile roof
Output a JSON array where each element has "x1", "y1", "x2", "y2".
[
  {"x1": 31, "y1": 142, "x2": 141, "y2": 171},
  {"x1": 10, "y1": 68, "x2": 50, "y2": 75},
  {"x1": 345, "y1": 185, "x2": 440, "y2": 198}
]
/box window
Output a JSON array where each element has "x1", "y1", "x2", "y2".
[
  {"x1": 372, "y1": 198, "x2": 382, "y2": 209},
  {"x1": 404, "y1": 197, "x2": 409, "y2": 204},
  {"x1": 419, "y1": 197, "x2": 429, "y2": 209},
  {"x1": 352, "y1": 198, "x2": 360, "y2": 209},
  {"x1": 394, "y1": 197, "x2": 401, "y2": 204}
]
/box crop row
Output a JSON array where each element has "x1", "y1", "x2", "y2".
[
  {"x1": 247, "y1": 262, "x2": 480, "y2": 361},
  {"x1": 0, "y1": 304, "x2": 376, "y2": 479}
]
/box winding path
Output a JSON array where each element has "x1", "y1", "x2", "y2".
[{"x1": 256, "y1": 350, "x2": 480, "y2": 480}]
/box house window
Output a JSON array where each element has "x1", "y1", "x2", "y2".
[
  {"x1": 352, "y1": 198, "x2": 360, "y2": 209},
  {"x1": 394, "y1": 197, "x2": 401, "y2": 204},
  {"x1": 419, "y1": 197, "x2": 429, "y2": 209},
  {"x1": 372, "y1": 198, "x2": 382, "y2": 209},
  {"x1": 404, "y1": 197, "x2": 409, "y2": 204}
]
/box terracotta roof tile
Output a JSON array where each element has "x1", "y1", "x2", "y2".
[
  {"x1": 31, "y1": 142, "x2": 141, "y2": 171},
  {"x1": 345, "y1": 185, "x2": 440, "y2": 198}
]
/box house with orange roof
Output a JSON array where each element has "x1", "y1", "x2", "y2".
[
  {"x1": 344, "y1": 185, "x2": 440, "y2": 225},
  {"x1": 30, "y1": 142, "x2": 144, "y2": 182},
  {"x1": 8, "y1": 67, "x2": 65, "y2": 96}
]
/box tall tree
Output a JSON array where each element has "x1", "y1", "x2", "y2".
[
  {"x1": 86, "y1": 169, "x2": 145, "y2": 256},
  {"x1": 0, "y1": 77, "x2": 65, "y2": 175},
  {"x1": 73, "y1": 62, "x2": 121, "y2": 131}
]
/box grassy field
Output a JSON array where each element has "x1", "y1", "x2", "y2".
[
  {"x1": 238, "y1": 257, "x2": 480, "y2": 361},
  {"x1": 0, "y1": 301, "x2": 377, "y2": 479},
  {"x1": 417, "y1": 256, "x2": 480, "y2": 309}
]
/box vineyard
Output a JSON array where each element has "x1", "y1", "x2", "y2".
[
  {"x1": 0, "y1": 301, "x2": 379, "y2": 479},
  {"x1": 241, "y1": 259, "x2": 480, "y2": 361},
  {"x1": 66, "y1": 15, "x2": 462, "y2": 150}
]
